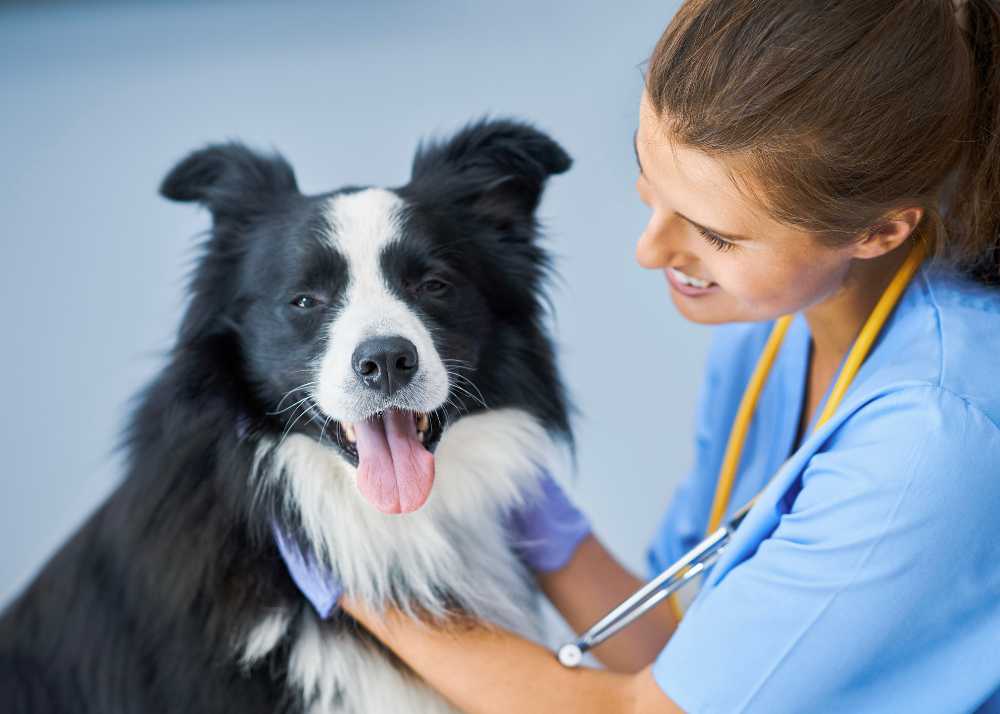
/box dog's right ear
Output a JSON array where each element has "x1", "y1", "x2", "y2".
[{"x1": 159, "y1": 142, "x2": 299, "y2": 220}]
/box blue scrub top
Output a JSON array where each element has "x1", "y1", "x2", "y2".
[{"x1": 647, "y1": 265, "x2": 1000, "y2": 713}]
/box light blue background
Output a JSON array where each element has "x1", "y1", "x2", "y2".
[{"x1": 0, "y1": 0, "x2": 706, "y2": 607}]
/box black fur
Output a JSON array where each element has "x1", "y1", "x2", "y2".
[{"x1": 0, "y1": 119, "x2": 572, "y2": 713}]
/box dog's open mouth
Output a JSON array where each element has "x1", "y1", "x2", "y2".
[{"x1": 332, "y1": 409, "x2": 440, "y2": 515}]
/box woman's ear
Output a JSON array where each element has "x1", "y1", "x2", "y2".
[{"x1": 851, "y1": 207, "x2": 924, "y2": 259}]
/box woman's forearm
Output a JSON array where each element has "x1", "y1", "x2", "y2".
[
  {"x1": 538, "y1": 534, "x2": 677, "y2": 672},
  {"x1": 343, "y1": 598, "x2": 682, "y2": 714}
]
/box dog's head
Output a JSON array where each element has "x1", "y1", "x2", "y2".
[{"x1": 161, "y1": 120, "x2": 571, "y2": 515}]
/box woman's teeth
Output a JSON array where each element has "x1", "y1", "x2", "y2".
[{"x1": 669, "y1": 267, "x2": 714, "y2": 289}]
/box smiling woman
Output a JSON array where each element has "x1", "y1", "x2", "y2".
[
  {"x1": 326, "y1": 2, "x2": 1000, "y2": 713},
  {"x1": 632, "y1": 96, "x2": 922, "y2": 331}
]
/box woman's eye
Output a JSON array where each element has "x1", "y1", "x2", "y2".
[
  {"x1": 696, "y1": 226, "x2": 736, "y2": 253},
  {"x1": 291, "y1": 295, "x2": 320, "y2": 309}
]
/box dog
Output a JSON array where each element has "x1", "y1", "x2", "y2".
[{"x1": 0, "y1": 119, "x2": 573, "y2": 713}]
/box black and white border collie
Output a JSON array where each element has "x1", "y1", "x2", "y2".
[{"x1": 0, "y1": 120, "x2": 573, "y2": 713}]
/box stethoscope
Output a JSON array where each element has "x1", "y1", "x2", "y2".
[{"x1": 557, "y1": 241, "x2": 928, "y2": 668}]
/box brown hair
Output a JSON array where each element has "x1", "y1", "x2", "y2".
[{"x1": 645, "y1": 0, "x2": 1000, "y2": 283}]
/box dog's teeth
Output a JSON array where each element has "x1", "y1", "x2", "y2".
[
  {"x1": 344, "y1": 423, "x2": 356, "y2": 443},
  {"x1": 416, "y1": 412, "x2": 429, "y2": 432},
  {"x1": 417, "y1": 430, "x2": 425, "y2": 443}
]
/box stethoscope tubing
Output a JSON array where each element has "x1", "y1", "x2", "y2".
[{"x1": 557, "y1": 503, "x2": 751, "y2": 668}]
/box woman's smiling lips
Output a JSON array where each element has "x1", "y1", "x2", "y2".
[{"x1": 665, "y1": 266, "x2": 719, "y2": 297}]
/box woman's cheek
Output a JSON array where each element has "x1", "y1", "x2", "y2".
[
  {"x1": 717, "y1": 264, "x2": 764, "y2": 301},
  {"x1": 720, "y1": 264, "x2": 797, "y2": 314}
]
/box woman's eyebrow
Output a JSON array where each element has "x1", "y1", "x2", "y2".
[{"x1": 632, "y1": 129, "x2": 644, "y2": 174}]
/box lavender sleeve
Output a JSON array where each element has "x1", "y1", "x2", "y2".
[{"x1": 507, "y1": 470, "x2": 592, "y2": 574}]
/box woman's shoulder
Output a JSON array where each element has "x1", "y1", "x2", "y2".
[
  {"x1": 891, "y1": 267, "x2": 1000, "y2": 427},
  {"x1": 826, "y1": 268, "x2": 1000, "y2": 490},
  {"x1": 922, "y1": 264, "x2": 1000, "y2": 314}
]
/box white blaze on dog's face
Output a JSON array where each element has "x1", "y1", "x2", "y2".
[{"x1": 315, "y1": 188, "x2": 449, "y2": 515}]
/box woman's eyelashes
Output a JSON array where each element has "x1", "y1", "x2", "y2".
[{"x1": 696, "y1": 225, "x2": 737, "y2": 252}]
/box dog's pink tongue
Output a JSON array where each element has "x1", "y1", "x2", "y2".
[{"x1": 354, "y1": 410, "x2": 434, "y2": 514}]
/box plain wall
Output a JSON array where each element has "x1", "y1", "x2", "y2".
[{"x1": 0, "y1": 0, "x2": 711, "y2": 607}]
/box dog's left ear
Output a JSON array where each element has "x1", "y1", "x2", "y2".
[
  {"x1": 160, "y1": 142, "x2": 299, "y2": 222},
  {"x1": 408, "y1": 118, "x2": 571, "y2": 227}
]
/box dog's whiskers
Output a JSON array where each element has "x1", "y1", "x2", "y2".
[
  {"x1": 278, "y1": 400, "x2": 320, "y2": 448},
  {"x1": 317, "y1": 413, "x2": 333, "y2": 446},
  {"x1": 441, "y1": 358, "x2": 475, "y2": 370},
  {"x1": 268, "y1": 394, "x2": 314, "y2": 417},
  {"x1": 270, "y1": 381, "x2": 318, "y2": 415},
  {"x1": 444, "y1": 367, "x2": 488, "y2": 410},
  {"x1": 446, "y1": 371, "x2": 488, "y2": 409},
  {"x1": 443, "y1": 395, "x2": 469, "y2": 419}
]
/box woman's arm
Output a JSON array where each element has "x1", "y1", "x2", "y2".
[
  {"x1": 537, "y1": 533, "x2": 677, "y2": 672},
  {"x1": 342, "y1": 597, "x2": 685, "y2": 714}
]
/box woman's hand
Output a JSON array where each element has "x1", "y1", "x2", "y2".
[{"x1": 341, "y1": 596, "x2": 685, "y2": 714}]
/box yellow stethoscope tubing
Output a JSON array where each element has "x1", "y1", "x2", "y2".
[{"x1": 668, "y1": 239, "x2": 928, "y2": 621}]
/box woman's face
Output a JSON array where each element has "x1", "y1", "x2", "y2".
[{"x1": 634, "y1": 92, "x2": 856, "y2": 325}]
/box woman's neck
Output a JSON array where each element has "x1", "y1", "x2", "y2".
[{"x1": 802, "y1": 243, "x2": 913, "y2": 368}]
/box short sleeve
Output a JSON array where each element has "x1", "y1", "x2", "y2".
[{"x1": 652, "y1": 386, "x2": 1000, "y2": 714}]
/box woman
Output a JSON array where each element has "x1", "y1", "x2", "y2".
[{"x1": 290, "y1": 1, "x2": 1000, "y2": 711}]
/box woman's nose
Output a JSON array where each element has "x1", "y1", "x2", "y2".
[{"x1": 636, "y1": 212, "x2": 680, "y2": 269}]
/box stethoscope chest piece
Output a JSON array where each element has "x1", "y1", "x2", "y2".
[{"x1": 557, "y1": 644, "x2": 584, "y2": 668}]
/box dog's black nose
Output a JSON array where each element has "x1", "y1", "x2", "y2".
[{"x1": 352, "y1": 336, "x2": 419, "y2": 395}]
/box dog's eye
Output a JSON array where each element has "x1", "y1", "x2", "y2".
[
  {"x1": 291, "y1": 295, "x2": 320, "y2": 309},
  {"x1": 419, "y1": 279, "x2": 450, "y2": 296}
]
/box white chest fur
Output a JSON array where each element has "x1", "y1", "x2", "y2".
[{"x1": 242, "y1": 408, "x2": 566, "y2": 712}]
